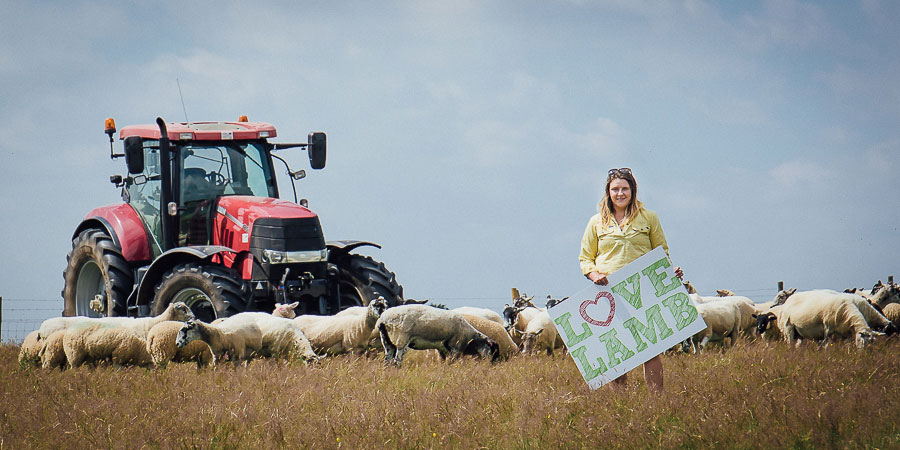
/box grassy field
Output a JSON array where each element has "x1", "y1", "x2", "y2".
[{"x1": 2, "y1": 339, "x2": 899, "y2": 449}]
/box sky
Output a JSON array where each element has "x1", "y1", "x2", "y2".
[{"x1": 1, "y1": 1, "x2": 899, "y2": 332}]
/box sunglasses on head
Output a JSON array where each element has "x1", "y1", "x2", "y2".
[{"x1": 607, "y1": 167, "x2": 632, "y2": 177}]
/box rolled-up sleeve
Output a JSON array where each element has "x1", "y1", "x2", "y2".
[{"x1": 579, "y1": 215, "x2": 600, "y2": 275}]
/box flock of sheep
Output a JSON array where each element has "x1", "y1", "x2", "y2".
[
  {"x1": 682, "y1": 280, "x2": 900, "y2": 351},
  {"x1": 15, "y1": 279, "x2": 900, "y2": 371}
]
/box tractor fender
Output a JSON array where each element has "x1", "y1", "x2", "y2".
[
  {"x1": 326, "y1": 240, "x2": 381, "y2": 260},
  {"x1": 135, "y1": 245, "x2": 236, "y2": 307},
  {"x1": 75, "y1": 203, "x2": 152, "y2": 262}
]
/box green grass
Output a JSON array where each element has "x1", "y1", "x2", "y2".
[{"x1": 2, "y1": 339, "x2": 899, "y2": 449}]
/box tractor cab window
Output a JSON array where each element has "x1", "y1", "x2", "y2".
[
  {"x1": 178, "y1": 142, "x2": 275, "y2": 245},
  {"x1": 125, "y1": 143, "x2": 164, "y2": 258}
]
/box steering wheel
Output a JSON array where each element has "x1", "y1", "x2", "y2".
[{"x1": 206, "y1": 171, "x2": 227, "y2": 186}]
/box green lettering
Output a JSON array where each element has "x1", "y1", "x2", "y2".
[
  {"x1": 622, "y1": 304, "x2": 675, "y2": 352},
  {"x1": 612, "y1": 273, "x2": 643, "y2": 309},
  {"x1": 641, "y1": 257, "x2": 680, "y2": 297},
  {"x1": 553, "y1": 312, "x2": 593, "y2": 347},
  {"x1": 570, "y1": 345, "x2": 608, "y2": 381},
  {"x1": 661, "y1": 292, "x2": 698, "y2": 330},
  {"x1": 597, "y1": 329, "x2": 635, "y2": 368}
]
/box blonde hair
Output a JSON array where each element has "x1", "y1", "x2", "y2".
[{"x1": 598, "y1": 169, "x2": 644, "y2": 226}]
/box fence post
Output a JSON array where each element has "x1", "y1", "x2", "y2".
[
  {"x1": 777, "y1": 281, "x2": 784, "y2": 292},
  {"x1": 0, "y1": 296, "x2": 3, "y2": 342},
  {"x1": 889, "y1": 275, "x2": 894, "y2": 285}
]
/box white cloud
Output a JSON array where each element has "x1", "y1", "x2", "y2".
[
  {"x1": 571, "y1": 117, "x2": 627, "y2": 159},
  {"x1": 768, "y1": 160, "x2": 835, "y2": 192}
]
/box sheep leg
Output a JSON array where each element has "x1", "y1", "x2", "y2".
[
  {"x1": 698, "y1": 335, "x2": 710, "y2": 352},
  {"x1": 784, "y1": 323, "x2": 799, "y2": 347},
  {"x1": 393, "y1": 346, "x2": 409, "y2": 367},
  {"x1": 379, "y1": 325, "x2": 397, "y2": 363}
]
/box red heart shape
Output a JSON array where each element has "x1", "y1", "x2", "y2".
[{"x1": 580, "y1": 291, "x2": 616, "y2": 327}]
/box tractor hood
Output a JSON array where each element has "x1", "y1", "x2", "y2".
[{"x1": 215, "y1": 196, "x2": 317, "y2": 234}]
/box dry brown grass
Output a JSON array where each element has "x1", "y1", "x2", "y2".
[{"x1": 2, "y1": 338, "x2": 899, "y2": 449}]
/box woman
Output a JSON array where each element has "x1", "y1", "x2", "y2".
[{"x1": 578, "y1": 167, "x2": 682, "y2": 393}]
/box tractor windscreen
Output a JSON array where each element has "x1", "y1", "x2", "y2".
[{"x1": 180, "y1": 141, "x2": 276, "y2": 202}]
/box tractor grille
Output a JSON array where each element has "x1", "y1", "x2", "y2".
[
  {"x1": 249, "y1": 217, "x2": 327, "y2": 282},
  {"x1": 250, "y1": 217, "x2": 325, "y2": 252}
]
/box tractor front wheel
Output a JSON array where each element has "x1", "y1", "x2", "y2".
[
  {"x1": 152, "y1": 263, "x2": 244, "y2": 323},
  {"x1": 62, "y1": 229, "x2": 134, "y2": 317},
  {"x1": 336, "y1": 254, "x2": 404, "y2": 309}
]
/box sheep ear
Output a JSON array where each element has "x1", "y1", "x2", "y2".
[{"x1": 288, "y1": 302, "x2": 299, "y2": 309}]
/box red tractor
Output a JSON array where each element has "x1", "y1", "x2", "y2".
[{"x1": 62, "y1": 116, "x2": 403, "y2": 322}]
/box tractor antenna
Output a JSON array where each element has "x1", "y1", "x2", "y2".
[{"x1": 177, "y1": 78, "x2": 189, "y2": 123}]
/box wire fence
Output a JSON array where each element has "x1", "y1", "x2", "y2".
[{"x1": 1, "y1": 298, "x2": 63, "y2": 344}]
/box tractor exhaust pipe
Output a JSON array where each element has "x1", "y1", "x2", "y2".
[{"x1": 156, "y1": 117, "x2": 176, "y2": 252}]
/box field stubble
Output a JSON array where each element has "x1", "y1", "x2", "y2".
[{"x1": 1, "y1": 339, "x2": 899, "y2": 449}]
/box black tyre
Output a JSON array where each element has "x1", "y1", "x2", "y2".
[
  {"x1": 62, "y1": 229, "x2": 134, "y2": 317},
  {"x1": 152, "y1": 263, "x2": 244, "y2": 323},
  {"x1": 336, "y1": 254, "x2": 404, "y2": 309}
]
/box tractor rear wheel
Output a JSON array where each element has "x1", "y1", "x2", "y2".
[
  {"x1": 152, "y1": 263, "x2": 244, "y2": 323},
  {"x1": 336, "y1": 254, "x2": 404, "y2": 309},
  {"x1": 62, "y1": 229, "x2": 134, "y2": 317}
]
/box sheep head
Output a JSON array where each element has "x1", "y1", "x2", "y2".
[
  {"x1": 513, "y1": 295, "x2": 535, "y2": 308},
  {"x1": 273, "y1": 302, "x2": 299, "y2": 319},
  {"x1": 176, "y1": 320, "x2": 200, "y2": 349},
  {"x1": 772, "y1": 288, "x2": 797, "y2": 306},
  {"x1": 682, "y1": 281, "x2": 698, "y2": 294},
  {"x1": 520, "y1": 329, "x2": 544, "y2": 354},
  {"x1": 165, "y1": 302, "x2": 196, "y2": 322},
  {"x1": 368, "y1": 297, "x2": 388, "y2": 317},
  {"x1": 545, "y1": 296, "x2": 566, "y2": 309},
  {"x1": 754, "y1": 312, "x2": 777, "y2": 336},
  {"x1": 716, "y1": 289, "x2": 736, "y2": 297},
  {"x1": 464, "y1": 337, "x2": 499, "y2": 362},
  {"x1": 855, "y1": 330, "x2": 880, "y2": 348},
  {"x1": 502, "y1": 304, "x2": 519, "y2": 326}
]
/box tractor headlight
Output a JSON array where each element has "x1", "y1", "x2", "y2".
[{"x1": 262, "y1": 249, "x2": 328, "y2": 264}]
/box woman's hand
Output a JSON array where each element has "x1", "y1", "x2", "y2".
[
  {"x1": 674, "y1": 266, "x2": 684, "y2": 281},
  {"x1": 588, "y1": 271, "x2": 609, "y2": 286}
]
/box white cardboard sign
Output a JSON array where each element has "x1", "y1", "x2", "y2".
[{"x1": 549, "y1": 247, "x2": 706, "y2": 389}]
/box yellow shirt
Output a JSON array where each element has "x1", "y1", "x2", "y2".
[{"x1": 579, "y1": 208, "x2": 670, "y2": 276}]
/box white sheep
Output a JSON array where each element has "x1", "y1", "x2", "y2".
[
  {"x1": 293, "y1": 298, "x2": 388, "y2": 355},
  {"x1": 63, "y1": 322, "x2": 153, "y2": 368},
  {"x1": 520, "y1": 310, "x2": 564, "y2": 356},
  {"x1": 216, "y1": 312, "x2": 318, "y2": 362},
  {"x1": 146, "y1": 321, "x2": 216, "y2": 368},
  {"x1": 18, "y1": 330, "x2": 42, "y2": 367},
  {"x1": 683, "y1": 300, "x2": 741, "y2": 353},
  {"x1": 460, "y1": 313, "x2": 518, "y2": 360},
  {"x1": 882, "y1": 303, "x2": 900, "y2": 326},
  {"x1": 376, "y1": 305, "x2": 499, "y2": 367},
  {"x1": 867, "y1": 284, "x2": 900, "y2": 309},
  {"x1": 451, "y1": 306, "x2": 504, "y2": 325},
  {"x1": 848, "y1": 296, "x2": 898, "y2": 335},
  {"x1": 779, "y1": 290, "x2": 880, "y2": 348},
  {"x1": 272, "y1": 302, "x2": 300, "y2": 319},
  {"x1": 39, "y1": 330, "x2": 68, "y2": 370},
  {"x1": 175, "y1": 319, "x2": 262, "y2": 363},
  {"x1": 502, "y1": 304, "x2": 544, "y2": 345},
  {"x1": 39, "y1": 301, "x2": 195, "y2": 340},
  {"x1": 687, "y1": 294, "x2": 759, "y2": 336}
]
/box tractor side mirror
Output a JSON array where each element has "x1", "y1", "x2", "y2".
[
  {"x1": 308, "y1": 132, "x2": 326, "y2": 170},
  {"x1": 124, "y1": 136, "x2": 144, "y2": 174}
]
